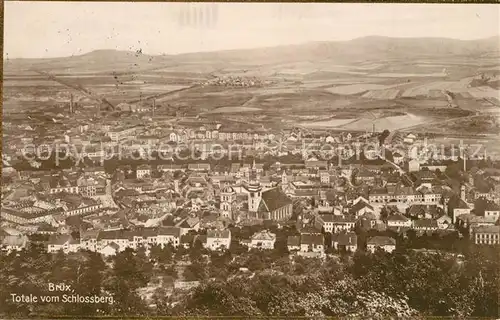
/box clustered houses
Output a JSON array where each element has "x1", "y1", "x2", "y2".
[
  {"x1": 3, "y1": 115, "x2": 500, "y2": 264},
  {"x1": 50, "y1": 171, "x2": 106, "y2": 196},
  {"x1": 107, "y1": 126, "x2": 139, "y2": 142},
  {"x1": 286, "y1": 228, "x2": 326, "y2": 257},
  {"x1": 1, "y1": 196, "x2": 104, "y2": 225},
  {"x1": 368, "y1": 184, "x2": 442, "y2": 205},
  {"x1": 47, "y1": 226, "x2": 227, "y2": 256}
]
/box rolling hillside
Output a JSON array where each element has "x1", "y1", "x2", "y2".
[{"x1": 4, "y1": 36, "x2": 500, "y2": 75}]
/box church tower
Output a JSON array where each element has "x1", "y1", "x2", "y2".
[
  {"x1": 248, "y1": 160, "x2": 262, "y2": 213},
  {"x1": 281, "y1": 170, "x2": 289, "y2": 191},
  {"x1": 460, "y1": 184, "x2": 466, "y2": 201},
  {"x1": 220, "y1": 186, "x2": 235, "y2": 219},
  {"x1": 281, "y1": 170, "x2": 288, "y2": 185}
]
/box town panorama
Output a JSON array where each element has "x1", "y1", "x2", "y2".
[{"x1": 1, "y1": 2, "x2": 499, "y2": 318}]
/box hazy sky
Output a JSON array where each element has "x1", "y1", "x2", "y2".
[{"x1": 4, "y1": 2, "x2": 500, "y2": 58}]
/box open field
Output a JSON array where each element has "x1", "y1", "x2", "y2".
[
  {"x1": 340, "y1": 113, "x2": 429, "y2": 131},
  {"x1": 300, "y1": 118, "x2": 357, "y2": 128},
  {"x1": 401, "y1": 78, "x2": 472, "y2": 96},
  {"x1": 206, "y1": 106, "x2": 262, "y2": 114},
  {"x1": 468, "y1": 87, "x2": 500, "y2": 99},
  {"x1": 92, "y1": 84, "x2": 190, "y2": 93},
  {"x1": 352, "y1": 63, "x2": 385, "y2": 70},
  {"x1": 3, "y1": 80, "x2": 65, "y2": 87},
  {"x1": 3, "y1": 36, "x2": 499, "y2": 137},
  {"x1": 324, "y1": 84, "x2": 398, "y2": 95},
  {"x1": 362, "y1": 89, "x2": 401, "y2": 100},
  {"x1": 369, "y1": 72, "x2": 447, "y2": 78}
]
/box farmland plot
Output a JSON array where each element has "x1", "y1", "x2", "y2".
[
  {"x1": 353, "y1": 63, "x2": 384, "y2": 70},
  {"x1": 401, "y1": 79, "x2": 472, "y2": 97},
  {"x1": 370, "y1": 72, "x2": 447, "y2": 78},
  {"x1": 3, "y1": 80, "x2": 65, "y2": 87},
  {"x1": 468, "y1": 87, "x2": 500, "y2": 99},
  {"x1": 362, "y1": 89, "x2": 400, "y2": 100},
  {"x1": 135, "y1": 85, "x2": 191, "y2": 92},
  {"x1": 341, "y1": 113, "x2": 428, "y2": 131},
  {"x1": 300, "y1": 118, "x2": 357, "y2": 128},
  {"x1": 207, "y1": 106, "x2": 262, "y2": 114},
  {"x1": 325, "y1": 84, "x2": 397, "y2": 95},
  {"x1": 156, "y1": 64, "x2": 219, "y2": 73}
]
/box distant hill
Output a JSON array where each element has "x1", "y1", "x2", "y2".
[
  {"x1": 4, "y1": 49, "x2": 172, "y2": 75},
  {"x1": 4, "y1": 36, "x2": 500, "y2": 74},
  {"x1": 180, "y1": 36, "x2": 500, "y2": 63}
]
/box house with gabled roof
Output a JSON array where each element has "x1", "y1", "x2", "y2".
[
  {"x1": 65, "y1": 198, "x2": 102, "y2": 217},
  {"x1": 315, "y1": 214, "x2": 356, "y2": 233},
  {"x1": 484, "y1": 201, "x2": 500, "y2": 221},
  {"x1": 332, "y1": 232, "x2": 357, "y2": 252},
  {"x1": 349, "y1": 200, "x2": 374, "y2": 218},
  {"x1": 205, "y1": 229, "x2": 231, "y2": 251},
  {"x1": 299, "y1": 234, "x2": 324, "y2": 254},
  {"x1": 241, "y1": 230, "x2": 276, "y2": 250},
  {"x1": 36, "y1": 223, "x2": 58, "y2": 235},
  {"x1": 413, "y1": 219, "x2": 439, "y2": 232},
  {"x1": 407, "y1": 204, "x2": 442, "y2": 220},
  {"x1": 49, "y1": 173, "x2": 79, "y2": 194},
  {"x1": 157, "y1": 226, "x2": 181, "y2": 247},
  {"x1": 47, "y1": 234, "x2": 80, "y2": 253},
  {"x1": 176, "y1": 217, "x2": 200, "y2": 235},
  {"x1": 447, "y1": 195, "x2": 472, "y2": 223},
  {"x1": 97, "y1": 229, "x2": 133, "y2": 252},
  {"x1": 367, "y1": 236, "x2": 396, "y2": 253},
  {"x1": 80, "y1": 229, "x2": 99, "y2": 252},
  {"x1": 455, "y1": 214, "x2": 497, "y2": 233},
  {"x1": 100, "y1": 242, "x2": 120, "y2": 257},
  {"x1": 386, "y1": 213, "x2": 412, "y2": 228},
  {"x1": 473, "y1": 225, "x2": 500, "y2": 245}
]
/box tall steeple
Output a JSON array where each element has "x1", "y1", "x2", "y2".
[
  {"x1": 249, "y1": 159, "x2": 258, "y2": 183},
  {"x1": 460, "y1": 184, "x2": 466, "y2": 202},
  {"x1": 248, "y1": 159, "x2": 262, "y2": 213}
]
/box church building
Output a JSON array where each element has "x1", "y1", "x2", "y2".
[{"x1": 246, "y1": 161, "x2": 293, "y2": 221}]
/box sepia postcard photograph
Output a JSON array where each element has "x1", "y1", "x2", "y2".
[{"x1": 1, "y1": 1, "x2": 499, "y2": 318}]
